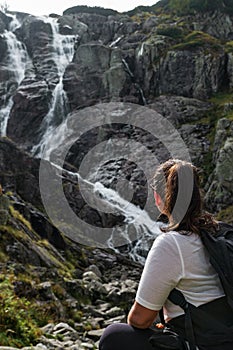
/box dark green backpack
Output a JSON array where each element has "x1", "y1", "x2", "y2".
[{"x1": 200, "y1": 222, "x2": 233, "y2": 310}]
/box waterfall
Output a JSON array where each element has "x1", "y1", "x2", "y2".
[
  {"x1": 41, "y1": 159, "x2": 161, "y2": 264},
  {"x1": 109, "y1": 35, "x2": 124, "y2": 48},
  {"x1": 38, "y1": 99, "x2": 180, "y2": 263},
  {"x1": 93, "y1": 182, "x2": 162, "y2": 264},
  {"x1": 0, "y1": 15, "x2": 29, "y2": 136},
  {"x1": 122, "y1": 58, "x2": 147, "y2": 105},
  {"x1": 32, "y1": 17, "x2": 75, "y2": 157},
  {"x1": 138, "y1": 42, "x2": 145, "y2": 57},
  {"x1": 8, "y1": 13, "x2": 21, "y2": 31},
  {"x1": 37, "y1": 94, "x2": 191, "y2": 262}
]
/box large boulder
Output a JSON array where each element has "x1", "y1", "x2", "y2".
[
  {"x1": 7, "y1": 79, "x2": 51, "y2": 149},
  {"x1": 150, "y1": 46, "x2": 226, "y2": 99},
  {"x1": 63, "y1": 43, "x2": 128, "y2": 109},
  {"x1": 58, "y1": 14, "x2": 88, "y2": 38},
  {"x1": 0, "y1": 137, "x2": 41, "y2": 205}
]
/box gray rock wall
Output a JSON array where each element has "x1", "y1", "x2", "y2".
[{"x1": 0, "y1": 8, "x2": 232, "y2": 213}]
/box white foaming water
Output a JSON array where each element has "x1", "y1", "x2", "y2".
[
  {"x1": 48, "y1": 161, "x2": 161, "y2": 264},
  {"x1": 3, "y1": 31, "x2": 26, "y2": 84},
  {"x1": 8, "y1": 13, "x2": 21, "y2": 31},
  {"x1": 0, "y1": 15, "x2": 29, "y2": 135},
  {"x1": 109, "y1": 35, "x2": 124, "y2": 47},
  {"x1": 138, "y1": 42, "x2": 145, "y2": 57},
  {"x1": 1, "y1": 99, "x2": 14, "y2": 136},
  {"x1": 43, "y1": 17, "x2": 75, "y2": 76},
  {"x1": 37, "y1": 101, "x2": 163, "y2": 262},
  {"x1": 33, "y1": 77, "x2": 68, "y2": 157},
  {"x1": 122, "y1": 58, "x2": 147, "y2": 105},
  {"x1": 93, "y1": 182, "x2": 161, "y2": 264},
  {"x1": 32, "y1": 17, "x2": 75, "y2": 157}
]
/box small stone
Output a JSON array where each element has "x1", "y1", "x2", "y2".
[
  {"x1": 85, "y1": 264, "x2": 102, "y2": 278},
  {"x1": 82, "y1": 271, "x2": 100, "y2": 281},
  {"x1": 80, "y1": 343, "x2": 94, "y2": 349},
  {"x1": 87, "y1": 328, "x2": 105, "y2": 340}
]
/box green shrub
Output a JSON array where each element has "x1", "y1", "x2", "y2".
[
  {"x1": 9, "y1": 205, "x2": 32, "y2": 230},
  {"x1": 169, "y1": 0, "x2": 190, "y2": 15},
  {"x1": 0, "y1": 277, "x2": 42, "y2": 347},
  {"x1": 126, "y1": 0, "x2": 233, "y2": 16},
  {"x1": 63, "y1": 5, "x2": 118, "y2": 16},
  {"x1": 190, "y1": 0, "x2": 233, "y2": 14},
  {"x1": 157, "y1": 26, "x2": 184, "y2": 38},
  {"x1": 210, "y1": 92, "x2": 233, "y2": 105},
  {"x1": 125, "y1": 5, "x2": 156, "y2": 17},
  {"x1": 216, "y1": 205, "x2": 233, "y2": 224},
  {"x1": 172, "y1": 31, "x2": 221, "y2": 51},
  {"x1": 168, "y1": 0, "x2": 233, "y2": 15},
  {"x1": 225, "y1": 41, "x2": 233, "y2": 53}
]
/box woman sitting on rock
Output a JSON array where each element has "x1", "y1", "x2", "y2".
[{"x1": 99, "y1": 159, "x2": 233, "y2": 350}]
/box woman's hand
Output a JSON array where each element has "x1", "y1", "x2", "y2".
[{"x1": 127, "y1": 301, "x2": 158, "y2": 329}]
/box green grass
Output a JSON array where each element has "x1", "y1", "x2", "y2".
[
  {"x1": 9, "y1": 205, "x2": 32, "y2": 231},
  {"x1": 0, "y1": 276, "x2": 42, "y2": 347},
  {"x1": 172, "y1": 31, "x2": 222, "y2": 51},
  {"x1": 209, "y1": 92, "x2": 233, "y2": 122},
  {"x1": 196, "y1": 92, "x2": 233, "y2": 184},
  {"x1": 215, "y1": 205, "x2": 233, "y2": 224},
  {"x1": 225, "y1": 40, "x2": 233, "y2": 53},
  {"x1": 156, "y1": 25, "x2": 184, "y2": 39},
  {"x1": 0, "y1": 224, "x2": 29, "y2": 240},
  {"x1": 222, "y1": 112, "x2": 233, "y2": 121},
  {"x1": 196, "y1": 113, "x2": 218, "y2": 182},
  {"x1": 210, "y1": 92, "x2": 233, "y2": 105},
  {"x1": 131, "y1": 11, "x2": 155, "y2": 23}
]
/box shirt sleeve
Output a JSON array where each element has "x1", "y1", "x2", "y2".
[{"x1": 135, "y1": 232, "x2": 184, "y2": 310}]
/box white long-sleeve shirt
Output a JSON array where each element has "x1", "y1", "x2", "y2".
[{"x1": 136, "y1": 230, "x2": 225, "y2": 320}]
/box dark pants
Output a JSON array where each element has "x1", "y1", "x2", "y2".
[
  {"x1": 99, "y1": 297, "x2": 233, "y2": 350},
  {"x1": 99, "y1": 323, "x2": 155, "y2": 350}
]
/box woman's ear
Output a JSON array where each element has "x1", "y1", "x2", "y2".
[{"x1": 154, "y1": 192, "x2": 163, "y2": 211}]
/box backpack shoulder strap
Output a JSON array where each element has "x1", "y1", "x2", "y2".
[
  {"x1": 200, "y1": 225, "x2": 233, "y2": 310},
  {"x1": 168, "y1": 289, "x2": 233, "y2": 348},
  {"x1": 168, "y1": 289, "x2": 196, "y2": 350}
]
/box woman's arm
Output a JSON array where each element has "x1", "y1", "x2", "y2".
[{"x1": 127, "y1": 301, "x2": 158, "y2": 329}]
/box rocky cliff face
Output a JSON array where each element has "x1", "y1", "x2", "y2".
[{"x1": 0, "y1": 7, "x2": 232, "y2": 216}]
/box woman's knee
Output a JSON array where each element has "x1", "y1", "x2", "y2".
[
  {"x1": 99, "y1": 323, "x2": 154, "y2": 350},
  {"x1": 99, "y1": 323, "x2": 126, "y2": 350}
]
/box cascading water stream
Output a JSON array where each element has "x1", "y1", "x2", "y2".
[
  {"x1": 48, "y1": 162, "x2": 162, "y2": 264},
  {"x1": 38, "y1": 102, "x2": 164, "y2": 263},
  {"x1": 0, "y1": 15, "x2": 29, "y2": 136},
  {"x1": 122, "y1": 58, "x2": 147, "y2": 105},
  {"x1": 32, "y1": 17, "x2": 75, "y2": 157},
  {"x1": 93, "y1": 182, "x2": 162, "y2": 264}
]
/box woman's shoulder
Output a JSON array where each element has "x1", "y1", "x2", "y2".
[
  {"x1": 152, "y1": 230, "x2": 201, "y2": 249},
  {"x1": 151, "y1": 230, "x2": 180, "y2": 250}
]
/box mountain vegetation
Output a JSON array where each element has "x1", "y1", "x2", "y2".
[
  {"x1": 168, "y1": 0, "x2": 233, "y2": 15},
  {"x1": 63, "y1": 5, "x2": 118, "y2": 16},
  {"x1": 126, "y1": 0, "x2": 233, "y2": 16}
]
